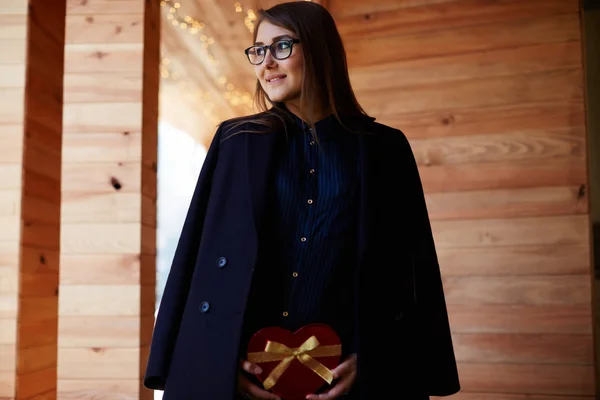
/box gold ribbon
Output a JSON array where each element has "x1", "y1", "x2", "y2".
[{"x1": 247, "y1": 336, "x2": 341, "y2": 390}]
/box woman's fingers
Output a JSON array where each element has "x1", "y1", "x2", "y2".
[
  {"x1": 238, "y1": 373, "x2": 280, "y2": 400},
  {"x1": 241, "y1": 359, "x2": 263, "y2": 374}
]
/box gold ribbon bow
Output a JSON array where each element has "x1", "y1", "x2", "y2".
[{"x1": 247, "y1": 335, "x2": 341, "y2": 390}]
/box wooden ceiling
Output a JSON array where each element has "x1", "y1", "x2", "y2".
[{"x1": 158, "y1": 0, "x2": 324, "y2": 147}]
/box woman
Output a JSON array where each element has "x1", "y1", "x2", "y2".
[{"x1": 144, "y1": 2, "x2": 460, "y2": 399}]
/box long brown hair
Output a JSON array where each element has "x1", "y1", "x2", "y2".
[{"x1": 222, "y1": 1, "x2": 372, "y2": 139}]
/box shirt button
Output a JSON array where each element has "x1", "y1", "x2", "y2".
[
  {"x1": 292, "y1": 272, "x2": 298, "y2": 278},
  {"x1": 309, "y1": 169, "x2": 315, "y2": 175},
  {"x1": 283, "y1": 311, "x2": 289, "y2": 317},
  {"x1": 309, "y1": 140, "x2": 315, "y2": 146},
  {"x1": 307, "y1": 199, "x2": 313, "y2": 205},
  {"x1": 300, "y1": 237, "x2": 307, "y2": 242}
]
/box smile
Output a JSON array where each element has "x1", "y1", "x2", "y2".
[{"x1": 266, "y1": 75, "x2": 286, "y2": 83}]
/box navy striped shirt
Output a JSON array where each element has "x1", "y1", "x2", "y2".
[{"x1": 242, "y1": 112, "x2": 359, "y2": 355}]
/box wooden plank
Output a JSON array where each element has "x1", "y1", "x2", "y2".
[
  {"x1": 21, "y1": 196, "x2": 61, "y2": 225},
  {"x1": 426, "y1": 186, "x2": 587, "y2": 220},
  {"x1": 66, "y1": 0, "x2": 143, "y2": 15},
  {"x1": 58, "y1": 285, "x2": 140, "y2": 316},
  {"x1": 58, "y1": 316, "x2": 142, "y2": 348},
  {"x1": 345, "y1": 13, "x2": 581, "y2": 67},
  {"x1": 436, "y1": 393, "x2": 592, "y2": 400},
  {"x1": 58, "y1": 348, "x2": 139, "y2": 379},
  {"x1": 61, "y1": 192, "x2": 141, "y2": 223},
  {"x1": 0, "y1": 39, "x2": 26, "y2": 63},
  {"x1": 0, "y1": 65, "x2": 25, "y2": 88},
  {"x1": 447, "y1": 304, "x2": 593, "y2": 334},
  {"x1": 452, "y1": 333, "x2": 593, "y2": 366},
  {"x1": 17, "y1": 345, "x2": 56, "y2": 373},
  {"x1": 381, "y1": 100, "x2": 585, "y2": 140},
  {"x1": 60, "y1": 223, "x2": 140, "y2": 254},
  {"x1": 65, "y1": 14, "x2": 143, "y2": 44},
  {"x1": 61, "y1": 162, "x2": 141, "y2": 194},
  {"x1": 0, "y1": 344, "x2": 15, "y2": 372},
  {"x1": 22, "y1": 142, "x2": 61, "y2": 182},
  {"x1": 0, "y1": 267, "x2": 17, "y2": 294},
  {"x1": 18, "y1": 272, "x2": 59, "y2": 298},
  {"x1": 360, "y1": 68, "x2": 583, "y2": 116},
  {"x1": 17, "y1": 319, "x2": 57, "y2": 349},
  {"x1": 456, "y1": 363, "x2": 594, "y2": 396},
  {"x1": 17, "y1": 298, "x2": 57, "y2": 324},
  {"x1": 57, "y1": 378, "x2": 138, "y2": 398},
  {"x1": 0, "y1": 0, "x2": 27, "y2": 14},
  {"x1": 442, "y1": 275, "x2": 591, "y2": 306},
  {"x1": 22, "y1": 169, "x2": 60, "y2": 204},
  {"x1": 335, "y1": 0, "x2": 578, "y2": 40},
  {"x1": 0, "y1": 88, "x2": 24, "y2": 124},
  {"x1": 21, "y1": 222, "x2": 60, "y2": 251},
  {"x1": 59, "y1": 254, "x2": 140, "y2": 285},
  {"x1": 28, "y1": 389, "x2": 57, "y2": 400},
  {"x1": 435, "y1": 393, "x2": 593, "y2": 400},
  {"x1": 21, "y1": 246, "x2": 59, "y2": 275},
  {"x1": 62, "y1": 132, "x2": 141, "y2": 163},
  {"x1": 437, "y1": 245, "x2": 589, "y2": 277},
  {"x1": 349, "y1": 40, "x2": 582, "y2": 93},
  {"x1": 431, "y1": 215, "x2": 587, "y2": 249},
  {"x1": 0, "y1": 14, "x2": 26, "y2": 39},
  {"x1": 0, "y1": 319, "x2": 16, "y2": 344},
  {"x1": 419, "y1": 157, "x2": 585, "y2": 193},
  {"x1": 64, "y1": 43, "x2": 143, "y2": 74},
  {"x1": 328, "y1": 0, "x2": 457, "y2": 18},
  {"x1": 0, "y1": 371, "x2": 15, "y2": 398},
  {"x1": 63, "y1": 103, "x2": 142, "y2": 133},
  {"x1": 16, "y1": 367, "x2": 56, "y2": 399},
  {"x1": 0, "y1": 125, "x2": 23, "y2": 165},
  {"x1": 63, "y1": 73, "x2": 142, "y2": 103},
  {"x1": 411, "y1": 127, "x2": 584, "y2": 166}
]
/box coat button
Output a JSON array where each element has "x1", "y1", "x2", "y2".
[
  {"x1": 199, "y1": 301, "x2": 210, "y2": 313},
  {"x1": 216, "y1": 257, "x2": 227, "y2": 268}
]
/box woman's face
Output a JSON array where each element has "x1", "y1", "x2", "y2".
[{"x1": 253, "y1": 21, "x2": 304, "y2": 106}]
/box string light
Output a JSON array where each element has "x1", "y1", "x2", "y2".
[
  {"x1": 159, "y1": 1, "x2": 255, "y2": 119},
  {"x1": 234, "y1": 1, "x2": 257, "y2": 33}
]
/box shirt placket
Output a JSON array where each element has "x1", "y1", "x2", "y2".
[{"x1": 283, "y1": 126, "x2": 318, "y2": 321}]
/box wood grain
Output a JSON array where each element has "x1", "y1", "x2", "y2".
[
  {"x1": 442, "y1": 275, "x2": 591, "y2": 306},
  {"x1": 431, "y1": 215, "x2": 588, "y2": 248},
  {"x1": 447, "y1": 304, "x2": 593, "y2": 334},
  {"x1": 66, "y1": 14, "x2": 143, "y2": 44},
  {"x1": 452, "y1": 333, "x2": 593, "y2": 365},
  {"x1": 456, "y1": 363, "x2": 594, "y2": 395},
  {"x1": 349, "y1": 41, "x2": 582, "y2": 92},
  {"x1": 58, "y1": 348, "x2": 139, "y2": 379},
  {"x1": 419, "y1": 157, "x2": 585, "y2": 193},
  {"x1": 411, "y1": 127, "x2": 584, "y2": 166},
  {"x1": 334, "y1": 0, "x2": 578, "y2": 39},
  {"x1": 425, "y1": 186, "x2": 587, "y2": 220},
  {"x1": 360, "y1": 68, "x2": 583, "y2": 116},
  {"x1": 437, "y1": 245, "x2": 589, "y2": 277},
  {"x1": 345, "y1": 13, "x2": 581, "y2": 67},
  {"x1": 380, "y1": 99, "x2": 585, "y2": 140}
]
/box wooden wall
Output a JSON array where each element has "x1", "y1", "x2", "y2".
[
  {"x1": 58, "y1": 0, "x2": 159, "y2": 398},
  {"x1": 0, "y1": 0, "x2": 66, "y2": 399},
  {"x1": 330, "y1": 0, "x2": 596, "y2": 397}
]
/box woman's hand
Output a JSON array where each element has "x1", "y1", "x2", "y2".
[
  {"x1": 237, "y1": 359, "x2": 281, "y2": 400},
  {"x1": 305, "y1": 353, "x2": 357, "y2": 399}
]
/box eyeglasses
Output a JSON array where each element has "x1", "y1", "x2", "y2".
[{"x1": 244, "y1": 39, "x2": 300, "y2": 65}]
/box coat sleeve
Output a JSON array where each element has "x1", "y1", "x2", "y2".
[
  {"x1": 143, "y1": 124, "x2": 223, "y2": 390},
  {"x1": 398, "y1": 133, "x2": 461, "y2": 396}
]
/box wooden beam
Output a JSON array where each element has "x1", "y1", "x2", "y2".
[
  {"x1": 58, "y1": 0, "x2": 158, "y2": 399},
  {"x1": 0, "y1": 0, "x2": 66, "y2": 399}
]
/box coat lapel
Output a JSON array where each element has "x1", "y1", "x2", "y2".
[{"x1": 245, "y1": 129, "x2": 279, "y2": 235}]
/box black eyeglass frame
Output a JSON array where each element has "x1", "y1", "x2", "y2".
[{"x1": 244, "y1": 38, "x2": 301, "y2": 65}]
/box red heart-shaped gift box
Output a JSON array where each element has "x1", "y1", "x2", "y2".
[{"x1": 246, "y1": 324, "x2": 342, "y2": 400}]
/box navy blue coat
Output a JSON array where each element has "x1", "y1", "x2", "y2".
[{"x1": 144, "y1": 111, "x2": 460, "y2": 399}]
